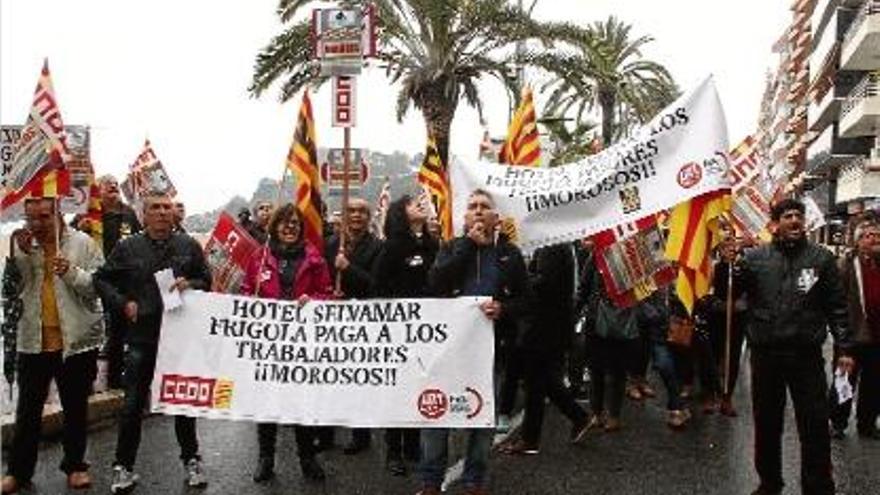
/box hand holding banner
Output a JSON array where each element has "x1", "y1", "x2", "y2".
[{"x1": 151, "y1": 292, "x2": 495, "y2": 428}]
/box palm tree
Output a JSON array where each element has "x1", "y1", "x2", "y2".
[
  {"x1": 250, "y1": 0, "x2": 563, "y2": 165},
  {"x1": 539, "y1": 117, "x2": 599, "y2": 166},
  {"x1": 531, "y1": 16, "x2": 678, "y2": 146}
]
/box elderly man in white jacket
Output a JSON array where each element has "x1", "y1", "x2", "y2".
[{"x1": 2, "y1": 197, "x2": 104, "y2": 495}]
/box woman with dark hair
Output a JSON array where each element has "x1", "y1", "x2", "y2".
[
  {"x1": 373, "y1": 194, "x2": 439, "y2": 476},
  {"x1": 240, "y1": 203, "x2": 333, "y2": 483}
]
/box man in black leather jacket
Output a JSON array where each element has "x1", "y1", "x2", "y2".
[
  {"x1": 731, "y1": 198, "x2": 853, "y2": 495},
  {"x1": 94, "y1": 192, "x2": 212, "y2": 494}
]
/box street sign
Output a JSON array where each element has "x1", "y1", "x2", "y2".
[
  {"x1": 332, "y1": 76, "x2": 356, "y2": 127},
  {"x1": 323, "y1": 148, "x2": 370, "y2": 196}
]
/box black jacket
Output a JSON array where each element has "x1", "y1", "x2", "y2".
[
  {"x1": 325, "y1": 232, "x2": 382, "y2": 299},
  {"x1": 373, "y1": 232, "x2": 438, "y2": 298},
  {"x1": 736, "y1": 238, "x2": 850, "y2": 350},
  {"x1": 525, "y1": 244, "x2": 576, "y2": 353},
  {"x1": 101, "y1": 204, "x2": 141, "y2": 257},
  {"x1": 429, "y1": 235, "x2": 531, "y2": 341},
  {"x1": 94, "y1": 232, "x2": 212, "y2": 345}
]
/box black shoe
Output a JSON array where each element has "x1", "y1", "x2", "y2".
[
  {"x1": 252, "y1": 457, "x2": 274, "y2": 483},
  {"x1": 750, "y1": 484, "x2": 782, "y2": 495},
  {"x1": 342, "y1": 440, "x2": 369, "y2": 455},
  {"x1": 300, "y1": 457, "x2": 326, "y2": 482},
  {"x1": 386, "y1": 457, "x2": 407, "y2": 477},
  {"x1": 857, "y1": 427, "x2": 880, "y2": 440}
]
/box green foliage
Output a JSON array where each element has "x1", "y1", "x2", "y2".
[
  {"x1": 250, "y1": 0, "x2": 569, "y2": 163},
  {"x1": 530, "y1": 16, "x2": 679, "y2": 147}
]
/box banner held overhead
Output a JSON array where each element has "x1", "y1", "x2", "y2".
[{"x1": 449, "y1": 76, "x2": 730, "y2": 253}]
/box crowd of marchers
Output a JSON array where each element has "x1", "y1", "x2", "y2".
[{"x1": 2, "y1": 176, "x2": 879, "y2": 495}]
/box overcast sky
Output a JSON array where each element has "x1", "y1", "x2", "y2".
[{"x1": 1, "y1": 0, "x2": 790, "y2": 214}]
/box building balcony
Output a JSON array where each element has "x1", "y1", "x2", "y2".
[
  {"x1": 811, "y1": 0, "x2": 837, "y2": 41},
  {"x1": 809, "y1": 70, "x2": 864, "y2": 131},
  {"x1": 806, "y1": 122, "x2": 874, "y2": 174},
  {"x1": 835, "y1": 155, "x2": 880, "y2": 203},
  {"x1": 840, "y1": 71, "x2": 880, "y2": 137},
  {"x1": 841, "y1": 0, "x2": 880, "y2": 70}
]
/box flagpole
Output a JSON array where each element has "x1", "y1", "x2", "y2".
[
  {"x1": 723, "y1": 253, "x2": 734, "y2": 397},
  {"x1": 336, "y1": 125, "x2": 351, "y2": 295},
  {"x1": 254, "y1": 166, "x2": 289, "y2": 296}
]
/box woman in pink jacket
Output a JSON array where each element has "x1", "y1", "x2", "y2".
[{"x1": 240, "y1": 203, "x2": 333, "y2": 484}]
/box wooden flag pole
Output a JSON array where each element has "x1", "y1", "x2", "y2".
[
  {"x1": 254, "y1": 166, "x2": 289, "y2": 296},
  {"x1": 723, "y1": 255, "x2": 734, "y2": 397}
]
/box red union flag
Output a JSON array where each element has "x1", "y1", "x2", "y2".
[
  {"x1": 204, "y1": 212, "x2": 261, "y2": 294},
  {"x1": 1, "y1": 60, "x2": 71, "y2": 214}
]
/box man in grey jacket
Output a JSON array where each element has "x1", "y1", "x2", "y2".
[{"x1": 2, "y1": 197, "x2": 104, "y2": 494}]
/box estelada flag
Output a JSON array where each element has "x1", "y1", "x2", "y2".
[
  {"x1": 1, "y1": 60, "x2": 71, "y2": 214},
  {"x1": 592, "y1": 214, "x2": 677, "y2": 308}
]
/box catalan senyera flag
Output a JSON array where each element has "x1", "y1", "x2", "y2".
[
  {"x1": 1, "y1": 60, "x2": 71, "y2": 214},
  {"x1": 418, "y1": 135, "x2": 453, "y2": 240},
  {"x1": 498, "y1": 86, "x2": 541, "y2": 166},
  {"x1": 664, "y1": 190, "x2": 731, "y2": 314},
  {"x1": 287, "y1": 90, "x2": 324, "y2": 251}
]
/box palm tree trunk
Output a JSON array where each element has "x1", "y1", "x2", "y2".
[
  {"x1": 599, "y1": 91, "x2": 616, "y2": 147},
  {"x1": 418, "y1": 83, "x2": 457, "y2": 167}
]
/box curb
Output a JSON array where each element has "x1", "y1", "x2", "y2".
[{"x1": 1, "y1": 390, "x2": 123, "y2": 448}]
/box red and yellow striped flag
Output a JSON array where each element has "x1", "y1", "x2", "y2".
[
  {"x1": 286, "y1": 90, "x2": 324, "y2": 251},
  {"x1": 664, "y1": 190, "x2": 731, "y2": 314},
  {"x1": 418, "y1": 135, "x2": 453, "y2": 240},
  {"x1": 1, "y1": 60, "x2": 71, "y2": 213},
  {"x1": 498, "y1": 86, "x2": 541, "y2": 166}
]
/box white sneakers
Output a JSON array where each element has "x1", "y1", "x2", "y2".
[
  {"x1": 184, "y1": 458, "x2": 208, "y2": 488},
  {"x1": 110, "y1": 465, "x2": 139, "y2": 494},
  {"x1": 109, "y1": 459, "x2": 207, "y2": 493}
]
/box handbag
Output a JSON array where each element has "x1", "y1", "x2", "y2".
[{"x1": 667, "y1": 314, "x2": 694, "y2": 347}]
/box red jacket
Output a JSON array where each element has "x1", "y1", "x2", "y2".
[{"x1": 241, "y1": 243, "x2": 333, "y2": 300}]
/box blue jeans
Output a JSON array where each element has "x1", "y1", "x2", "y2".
[
  {"x1": 652, "y1": 343, "x2": 684, "y2": 411},
  {"x1": 419, "y1": 428, "x2": 493, "y2": 489}
]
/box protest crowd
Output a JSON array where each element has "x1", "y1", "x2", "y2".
[
  {"x1": 2, "y1": 170, "x2": 879, "y2": 495},
  {"x1": 2, "y1": 9, "x2": 880, "y2": 495}
]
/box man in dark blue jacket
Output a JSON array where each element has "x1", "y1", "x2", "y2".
[{"x1": 419, "y1": 189, "x2": 530, "y2": 495}]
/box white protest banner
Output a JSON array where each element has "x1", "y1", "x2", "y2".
[
  {"x1": 451, "y1": 76, "x2": 729, "y2": 253},
  {"x1": 151, "y1": 292, "x2": 495, "y2": 428}
]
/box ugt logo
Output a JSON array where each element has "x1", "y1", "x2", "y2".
[
  {"x1": 417, "y1": 389, "x2": 449, "y2": 419},
  {"x1": 677, "y1": 162, "x2": 703, "y2": 189}
]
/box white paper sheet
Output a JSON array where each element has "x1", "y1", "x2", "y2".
[
  {"x1": 834, "y1": 370, "x2": 853, "y2": 404},
  {"x1": 154, "y1": 268, "x2": 183, "y2": 311}
]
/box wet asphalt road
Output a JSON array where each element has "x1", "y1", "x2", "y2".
[{"x1": 10, "y1": 363, "x2": 880, "y2": 495}]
